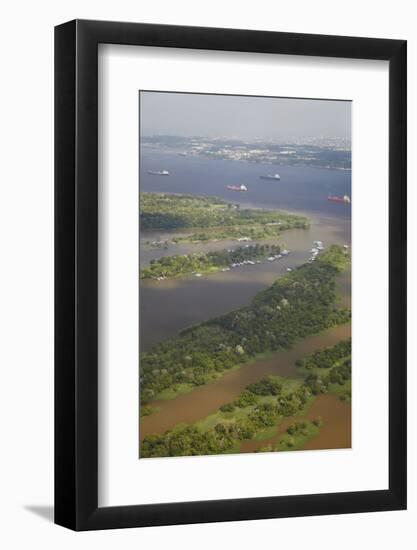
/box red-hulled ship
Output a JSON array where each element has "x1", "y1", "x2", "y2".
[
  {"x1": 328, "y1": 194, "x2": 351, "y2": 204},
  {"x1": 226, "y1": 184, "x2": 248, "y2": 192}
]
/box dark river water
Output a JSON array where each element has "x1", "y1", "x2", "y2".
[
  {"x1": 140, "y1": 147, "x2": 351, "y2": 219},
  {"x1": 139, "y1": 149, "x2": 351, "y2": 450}
]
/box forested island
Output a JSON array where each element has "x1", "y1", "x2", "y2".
[
  {"x1": 141, "y1": 338, "x2": 351, "y2": 458},
  {"x1": 140, "y1": 193, "x2": 309, "y2": 242},
  {"x1": 140, "y1": 245, "x2": 351, "y2": 405},
  {"x1": 140, "y1": 243, "x2": 281, "y2": 279}
]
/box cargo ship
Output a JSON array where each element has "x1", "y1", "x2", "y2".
[
  {"x1": 226, "y1": 184, "x2": 248, "y2": 192},
  {"x1": 148, "y1": 170, "x2": 170, "y2": 176},
  {"x1": 260, "y1": 173, "x2": 280, "y2": 180},
  {"x1": 327, "y1": 194, "x2": 351, "y2": 204}
]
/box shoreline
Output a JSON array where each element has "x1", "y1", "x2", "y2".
[
  {"x1": 140, "y1": 342, "x2": 352, "y2": 457},
  {"x1": 140, "y1": 321, "x2": 351, "y2": 440}
]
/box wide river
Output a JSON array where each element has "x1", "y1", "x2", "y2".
[{"x1": 139, "y1": 148, "x2": 351, "y2": 450}]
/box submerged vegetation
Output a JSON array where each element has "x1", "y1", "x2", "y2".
[
  {"x1": 140, "y1": 193, "x2": 309, "y2": 242},
  {"x1": 296, "y1": 339, "x2": 351, "y2": 371},
  {"x1": 297, "y1": 339, "x2": 352, "y2": 401},
  {"x1": 140, "y1": 245, "x2": 350, "y2": 405},
  {"x1": 140, "y1": 243, "x2": 281, "y2": 279},
  {"x1": 259, "y1": 420, "x2": 322, "y2": 452},
  {"x1": 141, "y1": 337, "x2": 352, "y2": 458}
]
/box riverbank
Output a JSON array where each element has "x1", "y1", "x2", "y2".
[
  {"x1": 140, "y1": 192, "x2": 309, "y2": 236},
  {"x1": 140, "y1": 322, "x2": 351, "y2": 440},
  {"x1": 140, "y1": 245, "x2": 350, "y2": 405},
  {"x1": 140, "y1": 338, "x2": 351, "y2": 457},
  {"x1": 241, "y1": 394, "x2": 351, "y2": 453},
  {"x1": 170, "y1": 223, "x2": 300, "y2": 244},
  {"x1": 140, "y1": 243, "x2": 282, "y2": 280},
  {"x1": 140, "y1": 216, "x2": 351, "y2": 351}
]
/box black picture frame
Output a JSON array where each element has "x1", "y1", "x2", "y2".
[{"x1": 55, "y1": 19, "x2": 407, "y2": 531}]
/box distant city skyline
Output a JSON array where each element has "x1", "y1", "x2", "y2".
[{"x1": 140, "y1": 91, "x2": 351, "y2": 143}]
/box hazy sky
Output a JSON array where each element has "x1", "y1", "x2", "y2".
[{"x1": 140, "y1": 91, "x2": 351, "y2": 142}]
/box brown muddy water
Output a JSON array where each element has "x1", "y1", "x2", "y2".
[
  {"x1": 139, "y1": 212, "x2": 351, "y2": 451},
  {"x1": 304, "y1": 395, "x2": 351, "y2": 450},
  {"x1": 140, "y1": 215, "x2": 351, "y2": 350},
  {"x1": 140, "y1": 323, "x2": 351, "y2": 441},
  {"x1": 240, "y1": 394, "x2": 351, "y2": 453},
  {"x1": 139, "y1": 159, "x2": 351, "y2": 453}
]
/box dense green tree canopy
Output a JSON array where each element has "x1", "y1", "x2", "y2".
[
  {"x1": 140, "y1": 245, "x2": 351, "y2": 404},
  {"x1": 140, "y1": 193, "x2": 309, "y2": 241}
]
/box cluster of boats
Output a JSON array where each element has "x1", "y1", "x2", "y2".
[
  {"x1": 308, "y1": 240, "x2": 325, "y2": 263},
  {"x1": 151, "y1": 242, "x2": 352, "y2": 282},
  {"x1": 267, "y1": 249, "x2": 289, "y2": 262},
  {"x1": 229, "y1": 259, "x2": 259, "y2": 269},
  {"x1": 192, "y1": 248, "x2": 292, "y2": 278}
]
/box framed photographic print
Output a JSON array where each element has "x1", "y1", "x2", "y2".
[{"x1": 55, "y1": 20, "x2": 407, "y2": 530}]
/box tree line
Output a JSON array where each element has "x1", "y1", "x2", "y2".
[
  {"x1": 140, "y1": 192, "x2": 309, "y2": 232},
  {"x1": 140, "y1": 243, "x2": 281, "y2": 279},
  {"x1": 140, "y1": 245, "x2": 351, "y2": 404},
  {"x1": 141, "y1": 336, "x2": 352, "y2": 458}
]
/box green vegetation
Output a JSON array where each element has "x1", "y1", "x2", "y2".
[
  {"x1": 304, "y1": 359, "x2": 351, "y2": 399},
  {"x1": 141, "y1": 374, "x2": 310, "y2": 458},
  {"x1": 140, "y1": 193, "x2": 309, "y2": 242},
  {"x1": 219, "y1": 378, "x2": 283, "y2": 413},
  {"x1": 141, "y1": 337, "x2": 352, "y2": 458},
  {"x1": 140, "y1": 245, "x2": 350, "y2": 404},
  {"x1": 173, "y1": 225, "x2": 284, "y2": 243},
  {"x1": 296, "y1": 338, "x2": 352, "y2": 401},
  {"x1": 140, "y1": 405, "x2": 160, "y2": 418},
  {"x1": 296, "y1": 339, "x2": 351, "y2": 371},
  {"x1": 259, "y1": 420, "x2": 321, "y2": 452},
  {"x1": 140, "y1": 243, "x2": 281, "y2": 279}
]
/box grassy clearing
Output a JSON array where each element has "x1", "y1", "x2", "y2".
[
  {"x1": 253, "y1": 425, "x2": 280, "y2": 441},
  {"x1": 328, "y1": 379, "x2": 351, "y2": 402}
]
